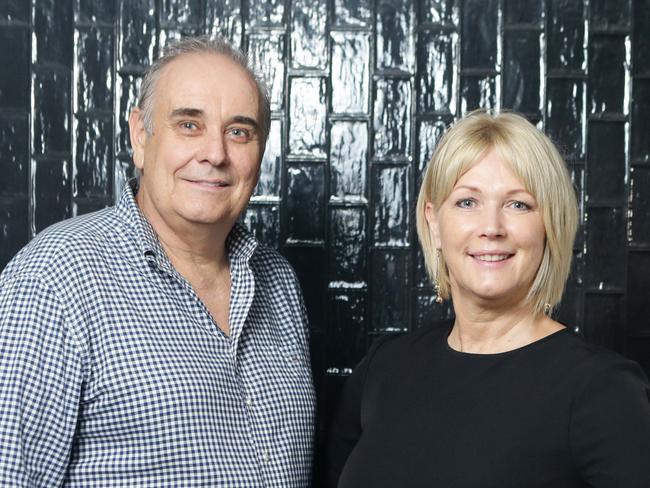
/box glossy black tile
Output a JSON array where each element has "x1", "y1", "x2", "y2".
[
  {"x1": 373, "y1": 78, "x2": 412, "y2": 158},
  {"x1": 0, "y1": 196, "x2": 28, "y2": 269},
  {"x1": 75, "y1": 27, "x2": 114, "y2": 112},
  {"x1": 588, "y1": 35, "x2": 627, "y2": 116},
  {"x1": 631, "y1": 80, "x2": 650, "y2": 163},
  {"x1": 331, "y1": 32, "x2": 371, "y2": 115},
  {"x1": 376, "y1": 0, "x2": 414, "y2": 71},
  {"x1": 73, "y1": 116, "x2": 112, "y2": 199},
  {"x1": 503, "y1": 31, "x2": 542, "y2": 115},
  {"x1": 33, "y1": 70, "x2": 71, "y2": 156},
  {"x1": 417, "y1": 30, "x2": 458, "y2": 114},
  {"x1": 76, "y1": 0, "x2": 115, "y2": 23},
  {"x1": 584, "y1": 292, "x2": 625, "y2": 351},
  {"x1": 504, "y1": 0, "x2": 542, "y2": 25},
  {"x1": 332, "y1": 0, "x2": 372, "y2": 27},
  {"x1": 584, "y1": 206, "x2": 626, "y2": 290},
  {"x1": 329, "y1": 206, "x2": 367, "y2": 285},
  {"x1": 417, "y1": 0, "x2": 458, "y2": 26},
  {"x1": 586, "y1": 122, "x2": 625, "y2": 204},
  {"x1": 291, "y1": 0, "x2": 327, "y2": 70},
  {"x1": 627, "y1": 252, "x2": 650, "y2": 336},
  {"x1": 34, "y1": 0, "x2": 73, "y2": 67},
  {"x1": 0, "y1": 116, "x2": 29, "y2": 195},
  {"x1": 546, "y1": 79, "x2": 585, "y2": 159},
  {"x1": 0, "y1": 27, "x2": 29, "y2": 109},
  {"x1": 286, "y1": 163, "x2": 326, "y2": 244},
  {"x1": 242, "y1": 203, "x2": 281, "y2": 250},
  {"x1": 33, "y1": 158, "x2": 72, "y2": 233},
  {"x1": 633, "y1": 0, "x2": 650, "y2": 76},
  {"x1": 590, "y1": 0, "x2": 630, "y2": 30},
  {"x1": 326, "y1": 291, "x2": 367, "y2": 369},
  {"x1": 372, "y1": 165, "x2": 410, "y2": 247},
  {"x1": 461, "y1": 0, "x2": 497, "y2": 69},
  {"x1": 330, "y1": 121, "x2": 368, "y2": 199},
  {"x1": 547, "y1": 0, "x2": 586, "y2": 72},
  {"x1": 370, "y1": 250, "x2": 409, "y2": 332},
  {"x1": 630, "y1": 166, "x2": 650, "y2": 246}
]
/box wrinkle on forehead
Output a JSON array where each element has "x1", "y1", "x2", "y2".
[{"x1": 153, "y1": 52, "x2": 260, "y2": 124}]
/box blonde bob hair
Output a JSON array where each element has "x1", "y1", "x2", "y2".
[{"x1": 415, "y1": 110, "x2": 578, "y2": 316}]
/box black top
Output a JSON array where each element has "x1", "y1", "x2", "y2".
[{"x1": 327, "y1": 325, "x2": 650, "y2": 488}]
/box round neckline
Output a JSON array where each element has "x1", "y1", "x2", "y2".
[{"x1": 443, "y1": 326, "x2": 571, "y2": 358}]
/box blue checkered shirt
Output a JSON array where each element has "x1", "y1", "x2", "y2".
[{"x1": 0, "y1": 182, "x2": 315, "y2": 487}]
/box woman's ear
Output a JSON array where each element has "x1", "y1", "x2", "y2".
[
  {"x1": 128, "y1": 107, "x2": 147, "y2": 171},
  {"x1": 424, "y1": 202, "x2": 442, "y2": 249}
]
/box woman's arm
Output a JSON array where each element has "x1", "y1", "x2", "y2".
[{"x1": 570, "y1": 357, "x2": 650, "y2": 487}]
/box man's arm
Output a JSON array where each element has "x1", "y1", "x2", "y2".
[{"x1": 0, "y1": 274, "x2": 84, "y2": 487}]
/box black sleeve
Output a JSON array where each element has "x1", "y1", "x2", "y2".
[
  {"x1": 570, "y1": 357, "x2": 650, "y2": 487},
  {"x1": 326, "y1": 337, "x2": 391, "y2": 488}
]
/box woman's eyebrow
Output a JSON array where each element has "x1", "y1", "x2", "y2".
[{"x1": 452, "y1": 185, "x2": 530, "y2": 196}]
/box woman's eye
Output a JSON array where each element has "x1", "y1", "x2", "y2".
[
  {"x1": 510, "y1": 200, "x2": 530, "y2": 210},
  {"x1": 456, "y1": 198, "x2": 475, "y2": 209}
]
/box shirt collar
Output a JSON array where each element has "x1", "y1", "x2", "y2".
[
  {"x1": 227, "y1": 222, "x2": 259, "y2": 263},
  {"x1": 115, "y1": 179, "x2": 167, "y2": 262},
  {"x1": 115, "y1": 179, "x2": 259, "y2": 264}
]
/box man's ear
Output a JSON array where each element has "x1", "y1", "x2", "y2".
[
  {"x1": 424, "y1": 202, "x2": 442, "y2": 249},
  {"x1": 128, "y1": 108, "x2": 147, "y2": 171}
]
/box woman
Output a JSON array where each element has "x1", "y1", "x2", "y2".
[{"x1": 327, "y1": 111, "x2": 650, "y2": 487}]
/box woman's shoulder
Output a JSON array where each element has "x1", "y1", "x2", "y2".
[
  {"x1": 375, "y1": 321, "x2": 449, "y2": 352},
  {"x1": 533, "y1": 329, "x2": 649, "y2": 423},
  {"x1": 545, "y1": 327, "x2": 646, "y2": 378},
  {"x1": 358, "y1": 323, "x2": 451, "y2": 376}
]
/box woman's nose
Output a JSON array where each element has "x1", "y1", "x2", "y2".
[{"x1": 479, "y1": 206, "x2": 506, "y2": 238}]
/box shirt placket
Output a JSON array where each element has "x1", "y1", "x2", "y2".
[{"x1": 229, "y1": 255, "x2": 278, "y2": 486}]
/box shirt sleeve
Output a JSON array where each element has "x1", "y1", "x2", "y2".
[
  {"x1": 0, "y1": 274, "x2": 85, "y2": 487},
  {"x1": 570, "y1": 356, "x2": 650, "y2": 487}
]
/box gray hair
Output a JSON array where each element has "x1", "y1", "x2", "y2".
[{"x1": 136, "y1": 35, "x2": 271, "y2": 142}]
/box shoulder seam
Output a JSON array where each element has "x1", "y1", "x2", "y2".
[{"x1": 1, "y1": 272, "x2": 89, "y2": 379}]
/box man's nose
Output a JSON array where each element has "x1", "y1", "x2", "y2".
[{"x1": 199, "y1": 133, "x2": 227, "y2": 166}]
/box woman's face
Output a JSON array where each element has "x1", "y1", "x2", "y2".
[{"x1": 425, "y1": 148, "x2": 546, "y2": 310}]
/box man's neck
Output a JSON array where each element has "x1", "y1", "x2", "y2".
[{"x1": 135, "y1": 192, "x2": 233, "y2": 279}]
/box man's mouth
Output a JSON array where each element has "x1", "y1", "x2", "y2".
[{"x1": 187, "y1": 179, "x2": 229, "y2": 187}]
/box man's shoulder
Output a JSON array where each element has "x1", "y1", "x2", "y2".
[
  {"x1": 250, "y1": 243, "x2": 298, "y2": 281},
  {"x1": 2, "y1": 207, "x2": 122, "y2": 281}
]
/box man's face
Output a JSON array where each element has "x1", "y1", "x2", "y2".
[{"x1": 129, "y1": 52, "x2": 263, "y2": 235}]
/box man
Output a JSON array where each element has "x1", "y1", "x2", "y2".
[{"x1": 0, "y1": 36, "x2": 315, "y2": 486}]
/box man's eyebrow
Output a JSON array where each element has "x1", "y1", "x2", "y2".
[
  {"x1": 230, "y1": 115, "x2": 260, "y2": 129},
  {"x1": 169, "y1": 107, "x2": 204, "y2": 118}
]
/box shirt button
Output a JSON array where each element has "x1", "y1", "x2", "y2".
[
  {"x1": 262, "y1": 450, "x2": 269, "y2": 464},
  {"x1": 245, "y1": 396, "x2": 253, "y2": 407}
]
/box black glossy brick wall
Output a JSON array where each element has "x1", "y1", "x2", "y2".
[{"x1": 1, "y1": 0, "x2": 650, "y2": 479}]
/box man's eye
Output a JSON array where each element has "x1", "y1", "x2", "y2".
[
  {"x1": 228, "y1": 128, "x2": 251, "y2": 139},
  {"x1": 180, "y1": 121, "x2": 198, "y2": 131}
]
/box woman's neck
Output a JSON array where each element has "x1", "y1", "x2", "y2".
[{"x1": 448, "y1": 301, "x2": 563, "y2": 354}]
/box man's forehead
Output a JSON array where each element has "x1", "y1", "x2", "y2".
[
  {"x1": 158, "y1": 52, "x2": 255, "y2": 91},
  {"x1": 151, "y1": 53, "x2": 259, "y2": 121}
]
